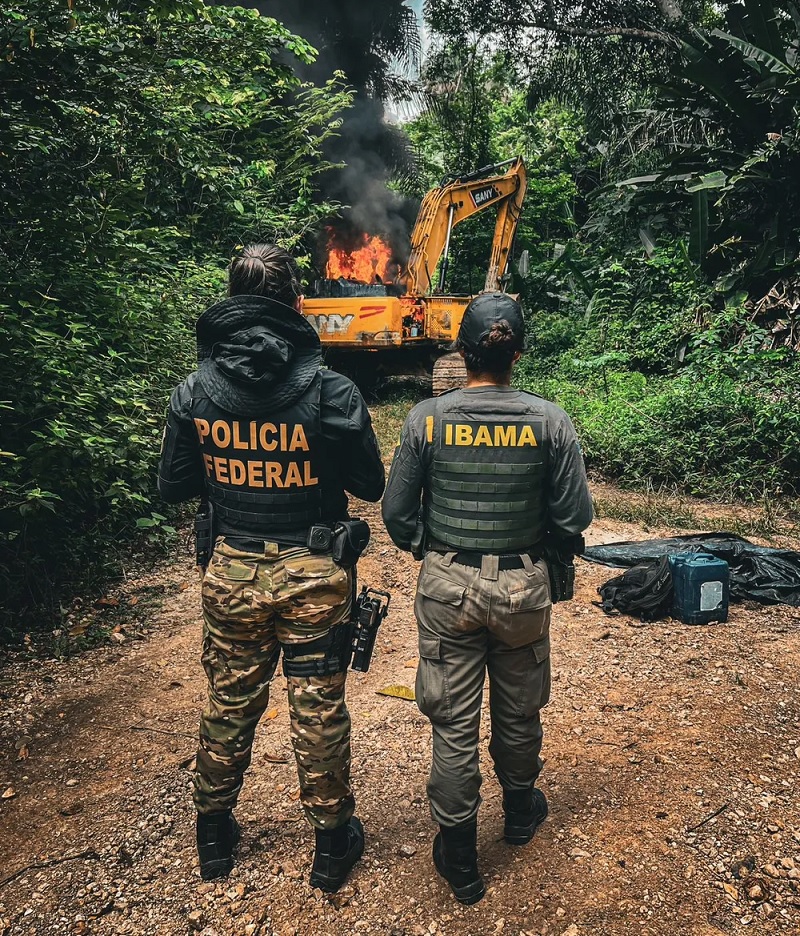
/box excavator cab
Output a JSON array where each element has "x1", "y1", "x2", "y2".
[{"x1": 300, "y1": 156, "x2": 528, "y2": 393}]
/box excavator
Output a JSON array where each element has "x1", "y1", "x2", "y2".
[{"x1": 300, "y1": 156, "x2": 528, "y2": 393}]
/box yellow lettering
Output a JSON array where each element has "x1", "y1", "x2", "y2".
[
  {"x1": 250, "y1": 422, "x2": 257, "y2": 450},
  {"x1": 202, "y1": 453, "x2": 213, "y2": 476},
  {"x1": 229, "y1": 459, "x2": 246, "y2": 485},
  {"x1": 284, "y1": 462, "x2": 302, "y2": 487},
  {"x1": 194, "y1": 418, "x2": 210, "y2": 443},
  {"x1": 474, "y1": 425, "x2": 493, "y2": 446},
  {"x1": 280, "y1": 423, "x2": 288, "y2": 450},
  {"x1": 247, "y1": 460, "x2": 264, "y2": 487},
  {"x1": 213, "y1": 456, "x2": 229, "y2": 483},
  {"x1": 211, "y1": 420, "x2": 231, "y2": 448},
  {"x1": 289, "y1": 424, "x2": 309, "y2": 452},
  {"x1": 303, "y1": 461, "x2": 319, "y2": 486},
  {"x1": 455, "y1": 424, "x2": 473, "y2": 446},
  {"x1": 265, "y1": 462, "x2": 283, "y2": 488},
  {"x1": 518, "y1": 425, "x2": 538, "y2": 447},
  {"x1": 259, "y1": 423, "x2": 277, "y2": 451},
  {"x1": 445, "y1": 423, "x2": 453, "y2": 445},
  {"x1": 425, "y1": 415, "x2": 434, "y2": 443},
  {"x1": 494, "y1": 425, "x2": 516, "y2": 447},
  {"x1": 232, "y1": 422, "x2": 248, "y2": 450}
]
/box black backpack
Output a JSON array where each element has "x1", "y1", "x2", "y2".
[{"x1": 596, "y1": 556, "x2": 673, "y2": 621}]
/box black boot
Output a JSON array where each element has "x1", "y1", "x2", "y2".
[
  {"x1": 309, "y1": 817, "x2": 364, "y2": 893},
  {"x1": 503, "y1": 786, "x2": 548, "y2": 845},
  {"x1": 196, "y1": 810, "x2": 240, "y2": 881},
  {"x1": 432, "y1": 819, "x2": 485, "y2": 905}
]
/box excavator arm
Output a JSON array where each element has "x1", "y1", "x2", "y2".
[{"x1": 405, "y1": 156, "x2": 527, "y2": 296}]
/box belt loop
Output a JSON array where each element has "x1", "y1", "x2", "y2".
[
  {"x1": 521, "y1": 553, "x2": 536, "y2": 575},
  {"x1": 264, "y1": 541, "x2": 279, "y2": 559},
  {"x1": 441, "y1": 551, "x2": 456, "y2": 568},
  {"x1": 480, "y1": 554, "x2": 499, "y2": 582}
]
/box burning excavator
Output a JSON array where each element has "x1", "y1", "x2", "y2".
[{"x1": 301, "y1": 156, "x2": 528, "y2": 393}]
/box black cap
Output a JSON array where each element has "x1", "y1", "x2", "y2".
[{"x1": 451, "y1": 292, "x2": 527, "y2": 352}]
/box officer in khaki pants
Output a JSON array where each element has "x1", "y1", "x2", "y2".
[{"x1": 382, "y1": 293, "x2": 592, "y2": 904}]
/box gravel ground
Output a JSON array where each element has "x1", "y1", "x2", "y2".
[{"x1": 1, "y1": 492, "x2": 799, "y2": 936}]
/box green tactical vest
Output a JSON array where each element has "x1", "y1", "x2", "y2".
[{"x1": 424, "y1": 390, "x2": 549, "y2": 553}]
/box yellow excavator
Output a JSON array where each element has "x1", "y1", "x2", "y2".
[{"x1": 301, "y1": 156, "x2": 527, "y2": 392}]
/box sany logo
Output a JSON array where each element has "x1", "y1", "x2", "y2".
[
  {"x1": 305, "y1": 313, "x2": 355, "y2": 335},
  {"x1": 470, "y1": 185, "x2": 500, "y2": 208}
]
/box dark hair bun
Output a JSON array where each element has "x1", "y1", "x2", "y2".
[{"x1": 483, "y1": 319, "x2": 516, "y2": 348}]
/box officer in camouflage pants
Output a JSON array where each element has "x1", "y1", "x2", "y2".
[
  {"x1": 159, "y1": 245, "x2": 385, "y2": 890},
  {"x1": 197, "y1": 540, "x2": 354, "y2": 828}
]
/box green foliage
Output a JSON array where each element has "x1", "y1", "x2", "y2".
[
  {"x1": 0, "y1": 1, "x2": 351, "y2": 630},
  {"x1": 417, "y1": 1, "x2": 800, "y2": 509},
  {"x1": 524, "y1": 365, "x2": 800, "y2": 500},
  {"x1": 618, "y1": 1, "x2": 800, "y2": 294}
]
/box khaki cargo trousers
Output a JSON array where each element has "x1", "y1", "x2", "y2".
[
  {"x1": 414, "y1": 550, "x2": 552, "y2": 827},
  {"x1": 195, "y1": 537, "x2": 354, "y2": 830}
]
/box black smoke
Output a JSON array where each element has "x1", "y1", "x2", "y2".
[{"x1": 230, "y1": 1, "x2": 422, "y2": 272}]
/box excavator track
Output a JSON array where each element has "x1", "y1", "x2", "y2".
[{"x1": 432, "y1": 352, "x2": 468, "y2": 395}]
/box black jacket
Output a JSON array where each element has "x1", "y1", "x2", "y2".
[{"x1": 158, "y1": 297, "x2": 385, "y2": 533}]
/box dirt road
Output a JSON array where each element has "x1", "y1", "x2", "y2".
[{"x1": 1, "y1": 444, "x2": 799, "y2": 935}]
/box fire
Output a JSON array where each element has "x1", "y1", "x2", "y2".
[{"x1": 326, "y1": 232, "x2": 393, "y2": 284}]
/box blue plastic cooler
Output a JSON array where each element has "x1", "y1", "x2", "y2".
[{"x1": 669, "y1": 552, "x2": 730, "y2": 625}]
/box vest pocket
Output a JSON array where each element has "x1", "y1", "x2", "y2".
[{"x1": 415, "y1": 633, "x2": 452, "y2": 723}]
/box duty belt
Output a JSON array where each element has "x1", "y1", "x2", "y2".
[{"x1": 436, "y1": 550, "x2": 540, "y2": 571}]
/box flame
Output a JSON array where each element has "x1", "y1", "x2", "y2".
[{"x1": 326, "y1": 232, "x2": 393, "y2": 284}]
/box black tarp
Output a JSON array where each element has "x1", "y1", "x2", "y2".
[{"x1": 583, "y1": 533, "x2": 800, "y2": 607}]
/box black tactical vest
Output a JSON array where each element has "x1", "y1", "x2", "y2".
[
  {"x1": 191, "y1": 375, "x2": 324, "y2": 543},
  {"x1": 425, "y1": 390, "x2": 549, "y2": 553}
]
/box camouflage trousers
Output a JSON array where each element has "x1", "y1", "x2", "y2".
[{"x1": 195, "y1": 537, "x2": 354, "y2": 830}]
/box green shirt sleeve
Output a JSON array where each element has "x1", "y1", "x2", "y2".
[{"x1": 381, "y1": 404, "x2": 429, "y2": 551}]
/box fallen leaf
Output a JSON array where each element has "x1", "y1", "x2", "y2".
[
  {"x1": 265, "y1": 708, "x2": 279, "y2": 720},
  {"x1": 128, "y1": 596, "x2": 139, "y2": 606},
  {"x1": 178, "y1": 582, "x2": 189, "y2": 591},
  {"x1": 723, "y1": 882, "x2": 740, "y2": 901},
  {"x1": 2, "y1": 787, "x2": 16, "y2": 800},
  {"x1": 96, "y1": 596, "x2": 119, "y2": 608},
  {"x1": 68, "y1": 621, "x2": 90, "y2": 637},
  {"x1": 403, "y1": 659, "x2": 418, "y2": 668},
  {"x1": 16, "y1": 744, "x2": 29, "y2": 761},
  {"x1": 376, "y1": 685, "x2": 416, "y2": 701}
]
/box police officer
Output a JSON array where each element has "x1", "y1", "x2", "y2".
[
  {"x1": 158, "y1": 244, "x2": 385, "y2": 890},
  {"x1": 382, "y1": 293, "x2": 592, "y2": 904}
]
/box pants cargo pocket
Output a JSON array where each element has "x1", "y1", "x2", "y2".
[
  {"x1": 518, "y1": 635, "x2": 552, "y2": 718},
  {"x1": 415, "y1": 633, "x2": 452, "y2": 723},
  {"x1": 202, "y1": 553, "x2": 258, "y2": 621},
  {"x1": 498, "y1": 564, "x2": 552, "y2": 648}
]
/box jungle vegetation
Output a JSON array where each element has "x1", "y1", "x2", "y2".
[{"x1": 1, "y1": 0, "x2": 799, "y2": 633}]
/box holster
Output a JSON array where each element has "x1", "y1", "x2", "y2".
[
  {"x1": 410, "y1": 516, "x2": 425, "y2": 561},
  {"x1": 281, "y1": 622, "x2": 353, "y2": 678},
  {"x1": 332, "y1": 519, "x2": 370, "y2": 569},
  {"x1": 195, "y1": 499, "x2": 214, "y2": 571},
  {"x1": 543, "y1": 534, "x2": 585, "y2": 603}
]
